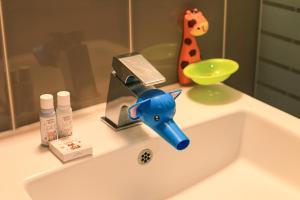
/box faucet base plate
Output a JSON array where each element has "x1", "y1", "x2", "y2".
[{"x1": 101, "y1": 116, "x2": 141, "y2": 131}]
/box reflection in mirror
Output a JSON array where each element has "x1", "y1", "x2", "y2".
[
  {"x1": 141, "y1": 43, "x2": 178, "y2": 86},
  {"x1": 32, "y1": 31, "x2": 100, "y2": 108},
  {"x1": 255, "y1": 0, "x2": 300, "y2": 118},
  {"x1": 2, "y1": 0, "x2": 129, "y2": 129},
  {"x1": 11, "y1": 66, "x2": 35, "y2": 125}
]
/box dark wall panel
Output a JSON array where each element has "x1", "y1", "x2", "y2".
[
  {"x1": 0, "y1": 27, "x2": 11, "y2": 131},
  {"x1": 2, "y1": 0, "x2": 129, "y2": 127},
  {"x1": 225, "y1": 0, "x2": 260, "y2": 95}
]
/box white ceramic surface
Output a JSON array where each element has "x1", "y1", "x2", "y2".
[{"x1": 1, "y1": 84, "x2": 300, "y2": 200}]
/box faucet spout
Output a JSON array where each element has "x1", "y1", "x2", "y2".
[
  {"x1": 153, "y1": 119, "x2": 190, "y2": 150},
  {"x1": 128, "y1": 89, "x2": 190, "y2": 150}
]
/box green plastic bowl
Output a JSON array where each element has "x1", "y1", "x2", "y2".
[{"x1": 183, "y1": 58, "x2": 239, "y2": 85}]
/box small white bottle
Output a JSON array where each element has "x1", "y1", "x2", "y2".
[
  {"x1": 56, "y1": 91, "x2": 73, "y2": 138},
  {"x1": 40, "y1": 94, "x2": 57, "y2": 146}
]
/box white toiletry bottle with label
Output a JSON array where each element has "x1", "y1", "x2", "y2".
[
  {"x1": 40, "y1": 94, "x2": 57, "y2": 146},
  {"x1": 56, "y1": 91, "x2": 73, "y2": 138}
]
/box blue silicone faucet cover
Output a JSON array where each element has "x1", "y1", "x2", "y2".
[{"x1": 128, "y1": 89, "x2": 190, "y2": 150}]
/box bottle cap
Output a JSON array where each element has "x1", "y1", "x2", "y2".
[
  {"x1": 40, "y1": 94, "x2": 54, "y2": 109},
  {"x1": 57, "y1": 91, "x2": 71, "y2": 106}
]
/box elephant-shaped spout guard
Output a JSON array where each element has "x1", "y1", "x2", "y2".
[{"x1": 128, "y1": 89, "x2": 190, "y2": 150}]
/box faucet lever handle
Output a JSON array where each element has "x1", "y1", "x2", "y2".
[{"x1": 112, "y1": 52, "x2": 166, "y2": 86}]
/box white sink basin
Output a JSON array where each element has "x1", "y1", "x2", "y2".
[{"x1": 23, "y1": 85, "x2": 300, "y2": 200}]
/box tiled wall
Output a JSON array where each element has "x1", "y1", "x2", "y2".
[
  {"x1": 0, "y1": 26, "x2": 11, "y2": 131},
  {"x1": 255, "y1": 0, "x2": 300, "y2": 118},
  {"x1": 2, "y1": 0, "x2": 129, "y2": 127},
  {"x1": 225, "y1": 0, "x2": 260, "y2": 94},
  {"x1": 0, "y1": 0, "x2": 260, "y2": 132}
]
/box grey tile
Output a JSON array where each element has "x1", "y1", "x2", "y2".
[
  {"x1": 0, "y1": 29, "x2": 12, "y2": 132},
  {"x1": 225, "y1": 0, "x2": 260, "y2": 95},
  {"x1": 2, "y1": 0, "x2": 129, "y2": 127},
  {"x1": 132, "y1": 0, "x2": 224, "y2": 85}
]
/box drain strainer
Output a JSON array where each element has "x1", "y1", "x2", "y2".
[{"x1": 138, "y1": 149, "x2": 153, "y2": 165}]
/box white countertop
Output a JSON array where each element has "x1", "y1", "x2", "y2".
[{"x1": 0, "y1": 84, "x2": 299, "y2": 200}]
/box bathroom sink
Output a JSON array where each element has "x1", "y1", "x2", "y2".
[{"x1": 24, "y1": 105, "x2": 300, "y2": 199}]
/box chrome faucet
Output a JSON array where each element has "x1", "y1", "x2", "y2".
[
  {"x1": 102, "y1": 52, "x2": 166, "y2": 130},
  {"x1": 102, "y1": 52, "x2": 190, "y2": 150}
]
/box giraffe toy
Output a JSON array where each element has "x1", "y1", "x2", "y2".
[{"x1": 178, "y1": 8, "x2": 209, "y2": 85}]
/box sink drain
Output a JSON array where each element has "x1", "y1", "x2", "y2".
[{"x1": 138, "y1": 149, "x2": 153, "y2": 165}]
